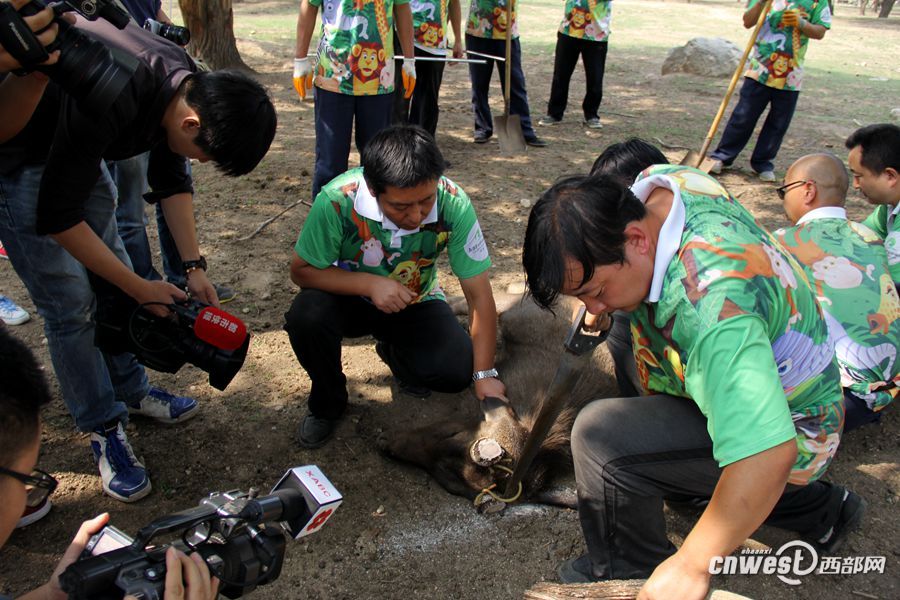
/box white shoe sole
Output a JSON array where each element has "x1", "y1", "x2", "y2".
[
  {"x1": 128, "y1": 401, "x2": 200, "y2": 424},
  {"x1": 16, "y1": 500, "x2": 52, "y2": 528}
]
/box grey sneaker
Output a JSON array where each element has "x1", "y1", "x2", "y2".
[
  {"x1": 583, "y1": 117, "x2": 603, "y2": 129},
  {"x1": 709, "y1": 159, "x2": 724, "y2": 174},
  {"x1": 298, "y1": 414, "x2": 338, "y2": 449},
  {"x1": 757, "y1": 170, "x2": 777, "y2": 183},
  {"x1": 558, "y1": 554, "x2": 597, "y2": 584},
  {"x1": 538, "y1": 115, "x2": 562, "y2": 126}
]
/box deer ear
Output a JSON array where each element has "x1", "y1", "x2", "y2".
[{"x1": 480, "y1": 396, "x2": 518, "y2": 422}]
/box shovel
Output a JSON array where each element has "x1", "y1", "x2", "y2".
[
  {"x1": 502, "y1": 306, "x2": 608, "y2": 499},
  {"x1": 681, "y1": 0, "x2": 774, "y2": 171},
  {"x1": 495, "y1": 0, "x2": 527, "y2": 155}
]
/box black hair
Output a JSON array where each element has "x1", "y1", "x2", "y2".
[
  {"x1": 845, "y1": 123, "x2": 900, "y2": 175},
  {"x1": 361, "y1": 125, "x2": 445, "y2": 195},
  {"x1": 184, "y1": 69, "x2": 277, "y2": 176},
  {"x1": 0, "y1": 327, "x2": 52, "y2": 468},
  {"x1": 522, "y1": 174, "x2": 646, "y2": 309},
  {"x1": 590, "y1": 138, "x2": 668, "y2": 185}
]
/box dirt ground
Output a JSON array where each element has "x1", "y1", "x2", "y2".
[{"x1": 1, "y1": 2, "x2": 898, "y2": 599}]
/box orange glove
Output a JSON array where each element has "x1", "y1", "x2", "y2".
[
  {"x1": 292, "y1": 57, "x2": 313, "y2": 99},
  {"x1": 401, "y1": 57, "x2": 416, "y2": 100},
  {"x1": 780, "y1": 8, "x2": 805, "y2": 28}
]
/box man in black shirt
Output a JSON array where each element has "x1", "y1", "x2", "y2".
[{"x1": 0, "y1": 16, "x2": 276, "y2": 502}]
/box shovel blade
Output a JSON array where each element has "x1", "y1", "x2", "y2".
[
  {"x1": 496, "y1": 114, "x2": 527, "y2": 155},
  {"x1": 680, "y1": 150, "x2": 719, "y2": 173}
]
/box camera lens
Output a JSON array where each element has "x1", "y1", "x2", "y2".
[{"x1": 45, "y1": 20, "x2": 135, "y2": 117}]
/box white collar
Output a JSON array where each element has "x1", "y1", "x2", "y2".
[
  {"x1": 796, "y1": 206, "x2": 847, "y2": 225},
  {"x1": 352, "y1": 173, "x2": 440, "y2": 247},
  {"x1": 629, "y1": 174, "x2": 687, "y2": 303}
]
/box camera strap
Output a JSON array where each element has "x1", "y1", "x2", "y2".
[{"x1": 0, "y1": 2, "x2": 51, "y2": 69}]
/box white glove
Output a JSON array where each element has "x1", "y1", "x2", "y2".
[
  {"x1": 401, "y1": 57, "x2": 416, "y2": 99},
  {"x1": 293, "y1": 57, "x2": 313, "y2": 99}
]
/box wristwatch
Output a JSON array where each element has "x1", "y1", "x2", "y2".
[
  {"x1": 472, "y1": 368, "x2": 499, "y2": 382},
  {"x1": 182, "y1": 255, "x2": 207, "y2": 276}
]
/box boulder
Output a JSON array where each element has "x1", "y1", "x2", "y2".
[
  {"x1": 662, "y1": 37, "x2": 741, "y2": 77},
  {"x1": 891, "y1": 108, "x2": 900, "y2": 121}
]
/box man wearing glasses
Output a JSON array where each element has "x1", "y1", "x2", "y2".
[
  {"x1": 775, "y1": 153, "x2": 900, "y2": 433},
  {"x1": 0, "y1": 326, "x2": 217, "y2": 600}
]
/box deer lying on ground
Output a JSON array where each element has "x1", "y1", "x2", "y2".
[{"x1": 379, "y1": 293, "x2": 617, "y2": 510}]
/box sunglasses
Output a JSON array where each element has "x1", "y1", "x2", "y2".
[
  {"x1": 776, "y1": 180, "x2": 809, "y2": 200},
  {"x1": 0, "y1": 466, "x2": 59, "y2": 507}
]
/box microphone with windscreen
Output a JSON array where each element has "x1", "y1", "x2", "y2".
[{"x1": 92, "y1": 277, "x2": 251, "y2": 391}]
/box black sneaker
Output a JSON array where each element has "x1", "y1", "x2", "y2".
[
  {"x1": 215, "y1": 284, "x2": 237, "y2": 304},
  {"x1": 473, "y1": 131, "x2": 492, "y2": 144},
  {"x1": 297, "y1": 414, "x2": 337, "y2": 449},
  {"x1": 557, "y1": 554, "x2": 597, "y2": 584},
  {"x1": 814, "y1": 487, "x2": 866, "y2": 554},
  {"x1": 525, "y1": 137, "x2": 548, "y2": 148}
]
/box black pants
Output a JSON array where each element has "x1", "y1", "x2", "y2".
[
  {"x1": 283, "y1": 289, "x2": 473, "y2": 419},
  {"x1": 606, "y1": 310, "x2": 641, "y2": 398},
  {"x1": 465, "y1": 34, "x2": 536, "y2": 140},
  {"x1": 572, "y1": 394, "x2": 844, "y2": 579},
  {"x1": 393, "y1": 43, "x2": 446, "y2": 138},
  {"x1": 546, "y1": 33, "x2": 608, "y2": 121}
]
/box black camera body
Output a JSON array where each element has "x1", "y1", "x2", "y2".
[
  {"x1": 92, "y1": 279, "x2": 250, "y2": 391},
  {"x1": 61, "y1": 467, "x2": 343, "y2": 600},
  {"x1": 13, "y1": 0, "x2": 136, "y2": 117},
  {"x1": 144, "y1": 18, "x2": 190, "y2": 46}
]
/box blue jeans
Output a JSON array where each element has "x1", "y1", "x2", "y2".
[
  {"x1": 110, "y1": 153, "x2": 186, "y2": 286},
  {"x1": 710, "y1": 77, "x2": 799, "y2": 174},
  {"x1": 312, "y1": 87, "x2": 394, "y2": 199},
  {"x1": 465, "y1": 34, "x2": 536, "y2": 140},
  {"x1": 0, "y1": 162, "x2": 149, "y2": 431}
]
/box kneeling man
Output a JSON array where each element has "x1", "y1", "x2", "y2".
[{"x1": 285, "y1": 125, "x2": 505, "y2": 448}]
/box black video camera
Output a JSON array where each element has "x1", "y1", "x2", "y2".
[
  {"x1": 144, "y1": 18, "x2": 190, "y2": 46},
  {"x1": 92, "y1": 278, "x2": 250, "y2": 391},
  {"x1": 60, "y1": 467, "x2": 343, "y2": 600},
  {"x1": 2, "y1": 0, "x2": 135, "y2": 116}
]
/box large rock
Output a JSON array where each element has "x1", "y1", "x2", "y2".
[
  {"x1": 662, "y1": 37, "x2": 741, "y2": 77},
  {"x1": 891, "y1": 107, "x2": 900, "y2": 122}
]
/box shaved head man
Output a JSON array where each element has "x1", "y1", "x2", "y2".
[
  {"x1": 776, "y1": 153, "x2": 900, "y2": 432},
  {"x1": 779, "y1": 153, "x2": 849, "y2": 224}
]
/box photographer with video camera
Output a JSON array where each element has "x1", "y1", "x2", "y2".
[
  {"x1": 0, "y1": 326, "x2": 219, "y2": 600},
  {"x1": 0, "y1": 6, "x2": 277, "y2": 503}
]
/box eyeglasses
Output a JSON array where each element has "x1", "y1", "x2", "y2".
[
  {"x1": 776, "y1": 180, "x2": 810, "y2": 200},
  {"x1": 0, "y1": 466, "x2": 58, "y2": 507}
]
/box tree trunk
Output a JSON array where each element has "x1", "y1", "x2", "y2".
[
  {"x1": 178, "y1": 0, "x2": 249, "y2": 71},
  {"x1": 879, "y1": 0, "x2": 896, "y2": 17},
  {"x1": 523, "y1": 580, "x2": 754, "y2": 600}
]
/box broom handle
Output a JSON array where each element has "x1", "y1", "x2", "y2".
[
  {"x1": 503, "y1": 0, "x2": 513, "y2": 115},
  {"x1": 696, "y1": 0, "x2": 773, "y2": 166}
]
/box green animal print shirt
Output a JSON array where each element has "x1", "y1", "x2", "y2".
[
  {"x1": 862, "y1": 203, "x2": 900, "y2": 285},
  {"x1": 777, "y1": 208, "x2": 900, "y2": 412},
  {"x1": 295, "y1": 168, "x2": 491, "y2": 303},
  {"x1": 558, "y1": 0, "x2": 612, "y2": 42},
  {"x1": 744, "y1": 0, "x2": 831, "y2": 92},
  {"x1": 310, "y1": 0, "x2": 409, "y2": 96},
  {"x1": 412, "y1": 0, "x2": 451, "y2": 54},
  {"x1": 629, "y1": 165, "x2": 843, "y2": 485},
  {"x1": 466, "y1": 0, "x2": 517, "y2": 39}
]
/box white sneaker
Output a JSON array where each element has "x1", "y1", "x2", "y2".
[
  {"x1": 0, "y1": 295, "x2": 30, "y2": 325},
  {"x1": 757, "y1": 170, "x2": 777, "y2": 182},
  {"x1": 709, "y1": 159, "x2": 724, "y2": 175}
]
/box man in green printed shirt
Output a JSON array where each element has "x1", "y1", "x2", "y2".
[
  {"x1": 776, "y1": 153, "x2": 900, "y2": 432},
  {"x1": 523, "y1": 166, "x2": 861, "y2": 597},
  {"x1": 465, "y1": 0, "x2": 547, "y2": 146},
  {"x1": 284, "y1": 126, "x2": 505, "y2": 448},
  {"x1": 709, "y1": 0, "x2": 830, "y2": 182},
  {"x1": 845, "y1": 124, "x2": 900, "y2": 288},
  {"x1": 293, "y1": 0, "x2": 416, "y2": 199},
  {"x1": 538, "y1": 0, "x2": 612, "y2": 129},
  {"x1": 393, "y1": 0, "x2": 463, "y2": 138}
]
